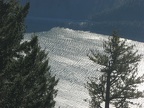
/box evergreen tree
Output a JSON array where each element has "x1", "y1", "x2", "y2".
[
  {"x1": 86, "y1": 32, "x2": 144, "y2": 108},
  {"x1": 0, "y1": 0, "x2": 58, "y2": 107},
  {"x1": 0, "y1": 0, "x2": 29, "y2": 105}
]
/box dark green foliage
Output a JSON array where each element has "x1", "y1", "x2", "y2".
[
  {"x1": 3, "y1": 36, "x2": 58, "y2": 108},
  {"x1": 0, "y1": 0, "x2": 58, "y2": 108},
  {"x1": 0, "y1": 1, "x2": 29, "y2": 105},
  {"x1": 0, "y1": 0, "x2": 29, "y2": 81},
  {"x1": 87, "y1": 32, "x2": 144, "y2": 108}
]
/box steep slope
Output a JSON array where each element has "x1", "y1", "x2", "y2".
[
  {"x1": 25, "y1": 27, "x2": 144, "y2": 108},
  {"x1": 90, "y1": 0, "x2": 144, "y2": 41},
  {"x1": 25, "y1": 0, "x2": 131, "y2": 20},
  {"x1": 24, "y1": 0, "x2": 144, "y2": 41},
  {"x1": 25, "y1": 0, "x2": 115, "y2": 20},
  {"x1": 92, "y1": 0, "x2": 144, "y2": 21}
]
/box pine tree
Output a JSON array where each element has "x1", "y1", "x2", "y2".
[
  {"x1": 0, "y1": 0, "x2": 29, "y2": 105},
  {"x1": 3, "y1": 36, "x2": 58, "y2": 108},
  {"x1": 0, "y1": 0, "x2": 58, "y2": 107},
  {"x1": 86, "y1": 32, "x2": 144, "y2": 108}
]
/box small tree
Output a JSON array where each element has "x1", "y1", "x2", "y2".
[
  {"x1": 0, "y1": 0, "x2": 58, "y2": 107},
  {"x1": 86, "y1": 32, "x2": 144, "y2": 108},
  {"x1": 3, "y1": 36, "x2": 58, "y2": 108}
]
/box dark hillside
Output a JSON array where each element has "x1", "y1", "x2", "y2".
[
  {"x1": 24, "y1": 0, "x2": 144, "y2": 41},
  {"x1": 91, "y1": 0, "x2": 144, "y2": 21}
]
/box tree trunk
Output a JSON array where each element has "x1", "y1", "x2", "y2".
[{"x1": 105, "y1": 73, "x2": 111, "y2": 108}]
